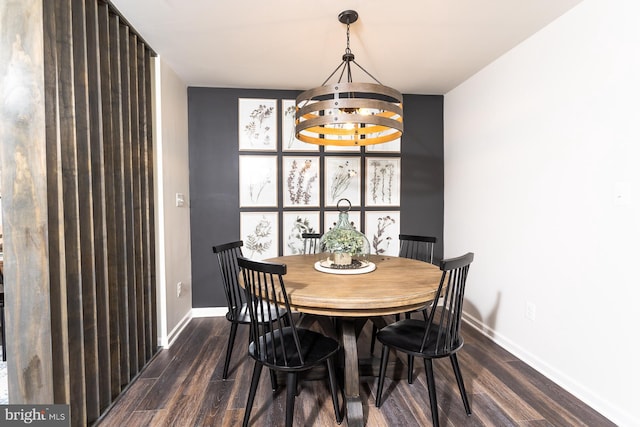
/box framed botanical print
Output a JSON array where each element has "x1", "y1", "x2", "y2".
[
  {"x1": 324, "y1": 156, "x2": 361, "y2": 207},
  {"x1": 238, "y1": 98, "x2": 277, "y2": 151},
  {"x1": 325, "y1": 210, "x2": 361, "y2": 233},
  {"x1": 365, "y1": 157, "x2": 401, "y2": 206},
  {"x1": 365, "y1": 138, "x2": 401, "y2": 153},
  {"x1": 282, "y1": 156, "x2": 320, "y2": 207},
  {"x1": 324, "y1": 144, "x2": 362, "y2": 153},
  {"x1": 240, "y1": 212, "x2": 279, "y2": 260},
  {"x1": 239, "y1": 155, "x2": 277, "y2": 207},
  {"x1": 281, "y1": 99, "x2": 318, "y2": 152},
  {"x1": 282, "y1": 211, "x2": 320, "y2": 255},
  {"x1": 365, "y1": 211, "x2": 400, "y2": 256}
]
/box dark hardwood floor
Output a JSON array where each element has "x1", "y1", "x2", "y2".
[{"x1": 96, "y1": 316, "x2": 614, "y2": 426}]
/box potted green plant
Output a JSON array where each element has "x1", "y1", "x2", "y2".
[
  {"x1": 320, "y1": 199, "x2": 370, "y2": 268},
  {"x1": 322, "y1": 226, "x2": 366, "y2": 265}
]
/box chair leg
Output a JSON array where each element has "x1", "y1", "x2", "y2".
[
  {"x1": 369, "y1": 324, "x2": 377, "y2": 354},
  {"x1": 326, "y1": 357, "x2": 343, "y2": 424},
  {"x1": 450, "y1": 353, "x2": 471, "y2": 415},
  {"x1": 375, "y1": 345, "x2": 391, "y2": 407},
  {"x1": 242, "y1": 361, "x2": 263, "y2": 427},
  {"x1": 423, "y1": 358, "x2": 440, "y2": 427},
  {"x1": 285, "y1": 372, "x2": 297, "y2": 427},
  {"x1": 222, "y1": 322, "x2": 239, "y2": 379},
  {"x1": 269, "y1": 369, "x2": 278, "y2": 391},
  {"x1": 408, "y1": 355, "x2": 414, "y2": 384}
]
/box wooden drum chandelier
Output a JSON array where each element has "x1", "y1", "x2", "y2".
[{"x1": 295, "y1": 10, "x2": 404, "y2": 147}]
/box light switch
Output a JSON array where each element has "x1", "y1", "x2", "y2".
[{"x1": 176, "y1": 193, "x2": 185, "y2": 207}]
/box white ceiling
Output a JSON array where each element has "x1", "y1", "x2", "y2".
[{"x1": 110, "y1": 0, "x2": 582, "y2": 95}]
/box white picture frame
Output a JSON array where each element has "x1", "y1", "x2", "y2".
[
  {"x1": 282, "y1": 99, "x2": 318, "y2": 152},
  {"x1": 324, "y1": 210, "x2": 361, "y2": 233},
  {"x1": 239, "y1": 155, "x2": 277, "y2": 207},
  {"x1": 238, "y1": 98, "x2": 277, "y2": 151},
  {"x1": 282, "y1": 156, "x2": 320, "y2": 207},
  {"x1": 365, "y1": 157, "x2": 401, "y2": 206},
  {"x1": 324, "y1": 156, "x2": 361, "y2": 207},
  {"x1": 365, "y1": 138, "x2": 401, "y2": 153},
  {"x1": 365, "y1": 211, "x2": 400, "y2": 256},
  {"x1": 282, "y1": 211, "x2": 320, "y2": 255},
  {"x1": 240, "y1": 212, "x2": 279, "y2": 260},
  {"x1": 324, "y1": 144, "x2": 362, "y2": 153}
]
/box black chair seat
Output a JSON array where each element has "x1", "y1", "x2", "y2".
[
  {"x1": 250, "y1": 327, "x2": 340, "y2": 371},
  {"x1": 376, "y1": 318, "x2": 464, "y2": 359}
]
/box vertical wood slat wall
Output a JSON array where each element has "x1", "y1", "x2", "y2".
[{"x1": 43, "y1": 0, "x2": 157, "y2": 425}]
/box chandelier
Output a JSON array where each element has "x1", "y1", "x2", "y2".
[{"x1": 295, "y1": 10, "x2": 403, "y2": 146}]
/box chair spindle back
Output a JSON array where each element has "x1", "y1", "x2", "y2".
[
  {"x1": 238, "y1": 257, "x2": 303, "y2": 366},
  {"x1": 398, "y1": 234, "x2": 437, "y2": 264},
  {"x1": 212, "y1": 241, "x2": 245, "y2": 319},
  {"x1": 301, "y1": 233, "x2": 322, "y2": 255},
  {"x1": 420, "y1": 252, "x2": 474, "y2": 355}
]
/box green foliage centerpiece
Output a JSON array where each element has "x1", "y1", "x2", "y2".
[{"x1": 320, "y1": 199, "x2": 371, "y2": 269}]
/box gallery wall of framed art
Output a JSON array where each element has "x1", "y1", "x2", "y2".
[{"x1": 237, "y1": 97, "x2": 402, "y2": 260}]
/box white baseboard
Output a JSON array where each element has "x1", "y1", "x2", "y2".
[
  {"x1": 158, "y1": 307, "x2": 226, "y2": 349},
  {"x1": 462, "y1": 312, "x2": 636, "y2": 427},
  {"x1": 163, "y1": 310, "x2": 192, "y2": 349}
]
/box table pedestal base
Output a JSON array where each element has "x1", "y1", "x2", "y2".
[
  {"x1": 296, "y1": 314, "x2": 400, "y2": 427},
  {"x1": 338, "y1": 318, "x2": 367, "y2": 427}
]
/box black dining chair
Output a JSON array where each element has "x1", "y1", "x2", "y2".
[
  {"x1": 370, "y1": 234, "x2": 438, "y2": 354},
  {"x1": 237, "y1": 256, "x2": 342, "y2": 427},
  {"x1": 301, "y1": 232, "x2": 322, "y2": 255},
  {"x1": 375, "y1": 252, "x2": 474, "y2": 427},
  {"x1": 212, "y1": 240, "x2": 286, "y2": 380}
]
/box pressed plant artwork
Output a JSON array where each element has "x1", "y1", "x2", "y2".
[
  {"x1": 241, "y1": 212, "x2": 278, "y2": 260},
  {"x1": 239, "y1": 155, "x2": 277, "y2": 207},
  {"x1": 325, "y1": 211, "x2": 361, "y2": 234},
  {"x1": 238, "y1": 98, "x2": 277, "y2": 150},
  {"x1": 365, "y1": 211, "x2": 400, "y2": 256},
  {"x1": 281, "y1": 99, "x2": 318, "y2": 152},
  {"x1": 283, "y1": 212, "x2": 320, "y2": 255},
  {"x1": 365, "y1": 138, "x2": 401, "y2": 153},
  {"x1": 366, "y1": 158, "x2": 400, "y2": 206},
  {"x1": 325, "y1": 157, "x2": 361, "y2": 206},
  {"x1": 283, "y1": 156, "x2": 319, "y2": 207}
]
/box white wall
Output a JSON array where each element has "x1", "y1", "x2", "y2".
[
  {"x1": 444, "y1": 1, "x2": 639, "y2": 425},
  {"x1": 153, "y1": 57, "x2": 193, "y2": 346}
]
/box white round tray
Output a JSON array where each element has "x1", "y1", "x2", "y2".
[{"x1": 313, "y1": 260, "x2": 376, "y2": 275}]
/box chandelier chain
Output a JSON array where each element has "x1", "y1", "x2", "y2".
[{"x1": 345, "y1": 21, "x2": 351, "y2": 55}]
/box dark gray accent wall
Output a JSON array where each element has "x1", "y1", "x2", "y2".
[{"x1": 188, "y1": 87, "x2": 443, "y2": 308}]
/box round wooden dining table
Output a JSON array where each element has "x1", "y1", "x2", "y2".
[{"x1": 265, "y1": 254, "x2": 442, "y2": 427}]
